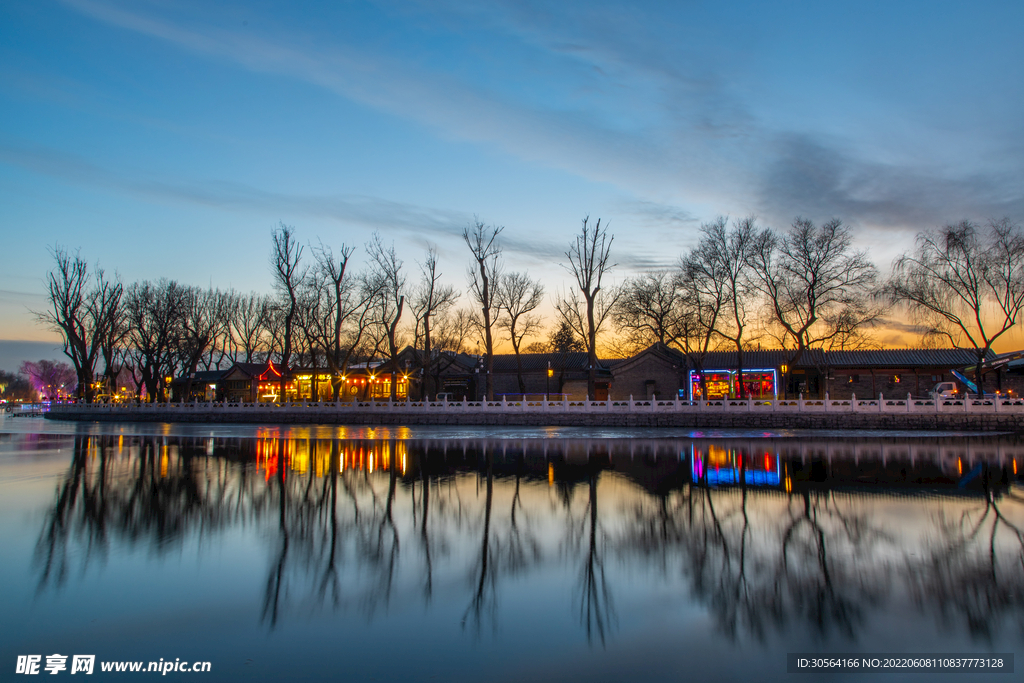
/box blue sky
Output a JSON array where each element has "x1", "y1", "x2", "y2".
[{"x1": 2, "y1": 0, "x2": 1023, "y2": 363}]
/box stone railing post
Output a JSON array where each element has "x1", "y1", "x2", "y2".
[
  {"x1": 907, "y1": 392, "x2": 912, "y2": 413},
  {"x1": 797, "y1": 393, "x2": 804, "y2": 412},
  {"x1": 851, "y1": 392, "x2": 856, "y2": 413},
  {"x1": 824, "y1": 392, "x2": 830, "y2": 412},
  {"x1": 879, "y1": 392, "x2": 883, "y2": 413}
]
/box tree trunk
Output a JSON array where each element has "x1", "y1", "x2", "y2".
[
  {"x1": 423, "y1": 318, "x2": 432, "y2": 401},
  {"x1": 735, "y1": 343, "x2": 745, "y2": 399},
  {"x1": 586, "y1": 294, "x2": 597, "y2": 400}
]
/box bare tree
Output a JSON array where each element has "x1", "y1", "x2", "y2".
[
  {"x1": 563, "y1": 216, "x2": 616, "y2": 399},
  {"x1": 687, "y1": 217, "x2": 758, "y2": 398},
  {"x1": 675, "y1": 254, "x2": 727, "y2": 400},
  {"x1": 884, "y1": 218, "x2": 1024, "y2": 394},
  {"x1": 294, "y1": 271, "x2": 328, "y2": 399},
  {"x1": 124, "y1": 279, "x2": 187, "y2": 402},
  {"x1": 612, "y1": 270, "x2": 687, "y2": 354},
  {"x1": 96, "y1": 278, "x2": 130, "y2": 397},
  {"x1": 365, "y1": 232, "x2": 406, "y2": 400},
  {"x1": 554, "y1": 287, "x2": 619, "y2": 357},
  {"x1": 231, "y1": 291, "x2": 274, "y2": 364},
  {"x1": 412, "y1": 246, "x2": 459, "y2": 400},
  {"x1": 36, "y1": 247, "x2": 124, "y2": 403},
  {"x1": 463, "y1": 220, "x2": 503, "y2": 400},
  {"x1": 495, "y1": 271, "x2": 544, "y2": 394},
  {"x1": 312, "y1": 241, "x2": 365, "y2": 399},
  {"x1": 433, "y1": 307, "x2": 476, "y2": 355},
  {"x1": 271, "y1": 224, "x2": 306, "y2": 402},
  {"x1": 178, "y1": 287, "x2": 231, "y2": 401},
  {"x1": 748, "y1": 218, "x2": 879, "y2": 398}
]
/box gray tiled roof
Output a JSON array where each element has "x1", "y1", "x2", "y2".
[
  {"x1": 191, "y1": 370, "x2": 229, "y2": 382},
  {"x1": 489, "y1": 352, "x2": 592, "y2": 372}
]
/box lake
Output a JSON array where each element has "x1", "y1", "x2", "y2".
[{"x1": 1, "y1": 419, "x2": 1021, "y2": 681}]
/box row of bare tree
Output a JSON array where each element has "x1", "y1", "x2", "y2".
[
  {"x1": 612, "y1": 216, "x2": 1024, "y2": 397},
  {"x1": 37, "y1": 216, "x2": 610, "y2": 402},
  {"x1": 39, "y1": 214, "x2": 1024, "y2": 401}
]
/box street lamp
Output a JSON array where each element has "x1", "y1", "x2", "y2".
[{"x1": 546, "y1": 361, "x2": 553, "y2": 400}]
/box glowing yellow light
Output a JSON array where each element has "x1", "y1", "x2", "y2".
[
  {"x1": 548, "y1": 463, "x2": 554, "y2": 487},
  {"x1": 957, "y1": 458, "x2": 962, "y2": 476}
]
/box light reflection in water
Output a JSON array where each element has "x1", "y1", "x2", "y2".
[{"x1": 20, "y1": 432, "x2": 1024, "y2": 660}]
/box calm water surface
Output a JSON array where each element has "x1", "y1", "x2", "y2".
[{"x1": 1, "y1": 418, "x2": 1022, "y2": 682}]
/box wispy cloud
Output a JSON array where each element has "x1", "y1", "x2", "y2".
[
  {"x1": 0, "y1": 143, "x2": 468, "y2": 240},
  {"x1": 759, "y1": 134, "x2": 1024, "y2": 232},
  {"x1": 44, "y1": 1, "x2": 1024, "y2": 235}
]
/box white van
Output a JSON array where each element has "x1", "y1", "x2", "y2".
[{"x1": 930, "y1": 382, "x2": 959, "y2": 399}]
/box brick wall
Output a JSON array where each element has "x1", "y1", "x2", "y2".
[{"x1": 610, "y1": 356, "x2": 684, "y2": 400}]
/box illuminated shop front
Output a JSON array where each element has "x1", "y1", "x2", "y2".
[
  {"x1": 293, "y1": 374, "x2": 335, "y2": 400},
  {"x1": 250, "y1": 362, "x2": 415, "y2": 403},
  {"x1": 339, "y1": 372, "x2": 411, "y2": 400},
  {"x1": 690, "y1": 444, "x2": 781, "y2": 487},
  {"x1": 256, "y1": 361, "x2": 286, "y2": 402},
  {"x1": 686, "y1": 368, "x2": 777, "y2": 400}
]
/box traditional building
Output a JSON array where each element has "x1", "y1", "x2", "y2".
[
  {"x1": 610, "y1": 344, "x2": 1005, "y2": 400},
  {"x1": 488, "y1": 351, "x2": 610, "y2": 400}
]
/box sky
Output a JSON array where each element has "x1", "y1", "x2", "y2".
[{"x1": 2, "y1": 0, "x2": 1024, "y2": 370}]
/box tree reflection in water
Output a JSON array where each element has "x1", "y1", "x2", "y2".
[
  {"x1": 906, "y1": 469, "x2": 1024, "y2": 640},
  {"x1": 32, "y1": 434, "x2": 1024, "y2": 646}
]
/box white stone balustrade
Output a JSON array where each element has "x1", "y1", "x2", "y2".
[{"x1": 48, "y1": 392, "x2": 1024, "y2": 415}]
